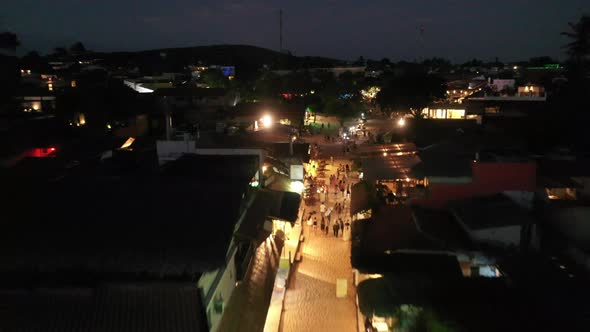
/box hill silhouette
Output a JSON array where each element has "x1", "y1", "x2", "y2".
[{"x1": 90, "y1": 44, "x2": 346, "y2": 78}]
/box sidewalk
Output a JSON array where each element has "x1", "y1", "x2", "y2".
[{"x1": 280, "y1": 160, "x2": 358, "y2": 332}]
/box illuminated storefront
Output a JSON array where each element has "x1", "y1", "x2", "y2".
[{"x1": 421, "y1": 107, "x2": 466, "y2": 119}]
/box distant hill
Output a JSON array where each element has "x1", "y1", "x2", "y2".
[{"x1": 89, "y1": 45, "x2": 346, "y2": 78}]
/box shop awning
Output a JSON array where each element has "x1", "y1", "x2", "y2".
[
  {"x1": 235, "y1": 190, "x2": 274, "y2": 243},
  {"x1": 267, "y1": 190, "x2": 301, "y2": 223},
  {"x1": 362, "y1": 155, "x2": 421, "y2": 182},
  {"x1": 235, "y1": 189, "x2": 302, "y2": 242},
  {"x1": 351, "y1": 181, "x2": 372, "y2": 216}
]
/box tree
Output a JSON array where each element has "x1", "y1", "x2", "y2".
[
  {"x1": 254, "y1": 71, "x2": 282, "y2": 100},
  {"x1": 200, "y1": 68, "x2": 229, "y2": 88},
  {"x1": 461, "y1": 58, "x2": 483, "y2": 67},
  {"x1": 20, "y1": 50, "x2": 50, "y2": 72},
  {"x1": 0, "y1": 32, "x2": 20, "y2": 51},
  {"x1": 53, "y1": 47, "x2": 68, "y2": 58},
  {"x1": 281, "y1": 71, "x2": 313, "y2": 94},
  {"x1": 354, "y1": 56, "x2": 366, "y2": 66},
  {"x1": 528, "y1": 56, "x2": 557, "y2": 66},
  {"x1": 70, "y1": 41, "x2": 86, "y2": 55},
  {"x1": 376, "y1": 72, "x2": 445, "y2": 118},
  {"x1": 324, "y1": 99, "x2": 360, "y2": 126},
  {"x1": 422, "y1": 57, "x2": 452, "y2": 73},
  {"x1": 338, "y1": 71, "x2": 365, "y2": 95},
  {"x1": 562, "y1": 15, "x2": 590, "y2": 64}
]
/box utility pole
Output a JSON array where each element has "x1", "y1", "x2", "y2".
[
  {"x1": 419, "y1": 25, "x2": 425, "y2": 63},
  {"x1": 279, "y1": 9, "x2": 283, "y2": 52}
]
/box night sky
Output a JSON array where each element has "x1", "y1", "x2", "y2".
[{"x1": 3, "y1": 0, "x2": 590, "y2": 62}]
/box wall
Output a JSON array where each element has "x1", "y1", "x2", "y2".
[
  {"x1": 490, "y1": 79, "x2": 515, "y2": 91},
  {"x1": 198, "y1": 249, "x2": 237, "y2": 332},
  {"x1": 413, "y1": 161, "x2": 536, "y2": 208}
]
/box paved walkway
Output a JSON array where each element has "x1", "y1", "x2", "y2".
[
  {"x1": 217, "y1": 236, "x2": 284, "y2": 332},
  {"x1": 280, "y1": 158, "x2": 358, "y2": 332}
]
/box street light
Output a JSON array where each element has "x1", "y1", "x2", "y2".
[
  {"x1": 261, "y1": 114, "x2": 272, "y2": 128},
  {"x1": 290, "y1": 181, "x2": 304, "y2": 194},
  {"x1": 398, "y1": 117, "x2": 406, "y2": 127}
]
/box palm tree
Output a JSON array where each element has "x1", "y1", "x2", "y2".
[{"x1": 561, "y1": 15, "x2": 590, "y2": 64}]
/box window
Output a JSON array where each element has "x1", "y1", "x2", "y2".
[
  {"x1": 485, "y1": 106, "x2": 500, "y2": 114},
  {"x1": 447, "y1": 109, "x2": 465, "y2": 119}
]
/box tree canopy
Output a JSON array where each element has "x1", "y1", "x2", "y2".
[
  {"x1": 324, "y1": 98, "x2": 361, "y2": 126},
  {"x1": 0, "y1": 32, "x2": 20, "y2": 51},
  {"x1": 376, "y1": 72, "x2": 445, "y2": 117},
  {"x1": 562, "y1": 15, "x2": 590, "y2": 62},
  {"x1": 70, "y1": 41, "x2": 87, "y2": 55},
  {"x1": 200, "y1": 68, "x2": 229, "y2": 88}
]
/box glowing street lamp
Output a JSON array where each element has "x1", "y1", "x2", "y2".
[
  {"x1": 397, "y1": 117, "x2": 406, "y2": 127},
  {"x1": 261, "y1": 114, "x2": 273, "y2": 128},
  {"x1": 290, "y1": 180, "x2": 305, "y2": 194}
]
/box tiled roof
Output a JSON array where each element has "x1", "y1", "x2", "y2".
[{"x1": 0, "y1": 283, "x2": 208, "y2": 332}]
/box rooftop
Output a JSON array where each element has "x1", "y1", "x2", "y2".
[
  {"x1": 361, "y1": 154, "x2": 421, "y2": 182},
  {"x1": 0, "y1": 154, "x2": 259, "y2": 278},
  {"x1": 0, "y1": 282, "x2": 207, "y2": 332},
  {"x1": 450, "y1": 193, "x2": 533, "y2": 230},
  {"x1": 411, "y1": 206, "x2": 473, "y2": 250},
  {"x1": 154, "y1": 87, "x2": 227, "y2": 97},
  {"x1": 359, "y1": 205, "x2": 447, "y2": 256}
]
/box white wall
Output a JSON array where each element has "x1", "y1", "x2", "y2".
[{"x1": 198, "y1": 249, "x2": 237, "y2": 332}]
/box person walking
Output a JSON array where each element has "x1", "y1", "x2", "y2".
[
  {"x1": 339, "y1": 218, "x2": 345, "y2": 237},
  {"x1": 346, "y1": 185, "x2": 351, "y2": 199},
  {"x1": 333, "y1": 222, "x2": 340, "y2": 237},
  {"x1": 320, "y1": 202, "x2": 326, "y2": 215},
  {"x1": 313, "y1": 217, "x2": 318, "y2": 232},
  {"x1": 320, "y1": 215, "x2": 325, "y2": 233},
  {"x1": 325, "y1": 219, "x2": 330, "y2": 236}
]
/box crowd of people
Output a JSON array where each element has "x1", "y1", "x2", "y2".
[{"x1": 305, "y1": 161, "x2": 353, "y2": 239}]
